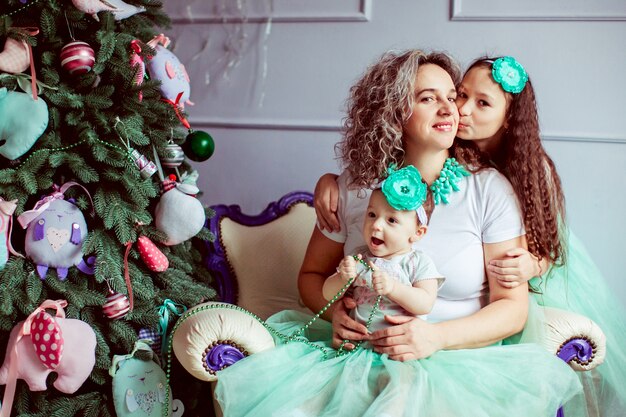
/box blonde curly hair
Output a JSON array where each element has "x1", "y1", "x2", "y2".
[{"x1": 337, "y1": 50, "x2": 461, "y2": 189}]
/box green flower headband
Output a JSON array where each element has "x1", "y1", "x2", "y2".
[
  {"x1": 379, "y1": 165, "x2": 428, "y2": 224},
  {"x1": 491, "y1": 56, "x2": 528, "y2": 94}
]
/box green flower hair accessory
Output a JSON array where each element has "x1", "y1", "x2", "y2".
[
  {"x1": 380, "y1": 165, "x2": 427, "y2": 211},
  {"x1": 491, "y1": 56, "x2": 528, "y2": 94}
]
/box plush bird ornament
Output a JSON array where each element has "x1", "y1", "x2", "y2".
[
  {"x1": 70, "y1": 0, "x2": 119, "y2": 21},
  {"x1": 107, "y1": 0, "x2": 146, "y2": 20},
  {"x1": 155, "y1": 172, "x2": 205, "y2": 246}
]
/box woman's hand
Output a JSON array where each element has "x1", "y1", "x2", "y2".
[
  {"x1": 370, "y1": 315, "x2": 444, "y2": 361},
  {"x1": 314, "y1": 173, "x2": 340, "y2": 232},
  {"x1": 487, "y1": 247, "x2": 541, "y2": 288},
  {"x1": 331, "y1": 297, "x2": 369, "y2": 350}
]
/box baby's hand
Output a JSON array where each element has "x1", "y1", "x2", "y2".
[
  {"x1": 370, "y1": 261, "x2": 394, "y2": 295},
  {"x1": 337, "y1": 255, "x2": 358, "y2": 283}
]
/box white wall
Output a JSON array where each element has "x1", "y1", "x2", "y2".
[{"x1": 163, "y1": 0, "x2": 626, "y2": 304}]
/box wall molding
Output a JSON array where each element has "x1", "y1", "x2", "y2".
[
  {"x1": 451, "y1": 0, "x2": 626, "y2": 21},
  {"x1": 189, "y1": 117, "x2": 626, "y2": 144},
  {"x1": 168, "y1": 0, "x2": 372, "y2": 24}
]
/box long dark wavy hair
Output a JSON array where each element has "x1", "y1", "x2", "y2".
[
  {"x1": 337, "y1": 50, "x2": 462, "y2": 189},
  {"x1": 457, "y1": 57, "x2": 567, "y2": 268}
]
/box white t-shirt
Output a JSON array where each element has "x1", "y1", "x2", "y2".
[{"x1": 321, "y1": 167, "x2": 524, "y2": 322}]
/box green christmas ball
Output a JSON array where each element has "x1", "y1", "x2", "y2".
[{"x1": 183, "y1": 130, "x2": 215, "y2": 162}]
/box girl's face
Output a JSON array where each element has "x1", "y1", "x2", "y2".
[
  {"x1": 403, "y1": 64, "x2": 458, "y2": 152},
  {"x1": 456, "y1": 66, "x2": 510, "y2": 151}
]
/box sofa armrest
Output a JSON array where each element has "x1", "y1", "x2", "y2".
[
  {"x1": 536, "y1": 306, "x2": 606, "y2": 372},
  {"x1": 172, "y1": 302, "x2": 275, "y2": 382}
]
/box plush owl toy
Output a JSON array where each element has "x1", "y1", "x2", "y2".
[
  {"x1": 110, "y1": 340, "x2": 184, "y2": 417},
  {"x1": 17, "y1": 182, "x2": 95, "y2": 280}
]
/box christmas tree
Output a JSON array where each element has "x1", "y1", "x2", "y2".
[{"x1": 0, "y1": 0, "x2": 217, "y2": 415}]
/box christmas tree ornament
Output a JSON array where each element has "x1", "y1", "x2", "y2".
[
  {"x1": 114, "y1": 117, "x2": 157, "y2": 179},
  {"x1": 137, "y1": 235, "x2": 169, "y2": 272},
  {"x1": 130, "y1": 149, "x2": 158, "y2": 179},
  {"x1": 1, "y1": 197, "x2": 23, "y2": 271},
  {"x1": 70, "y1": 0, "x2": 118, "y2": 22},
  {"x1": 103, "y1": 288, "x2": 131, "y2": 320},
  {"x1": 129, "y1": 40, "x2": 146, "y2": 101},
  {"x1": 60, "y1": 41, "x2": 95, "y2": 75},
  {"x1": 17, "y1": 182, "x2": 96, "y2": 280},
  {"x1": 182, "y1": 130, "x2": 215, "y2": 162},
  {"x1": 107, "y1": 0, "x2": 146, "y2": 20},
  {"x1": 0, "y1": 300, "x2": 97, "y2": 417},
  {"x1": 146, "y1": 34, "x2": 192, "y2": 108},
  {"x1": 162, "y1": 142, "x2": 185, "y2": 168},
  {"x1": 0, "y1": 87, "x2": 48, "y2": 160},
  {"x1": 0, "y1": 28, "x2": 38, "y2": 74},
  {"x1": 110, "y1": 340, "x2": 184, "y2": 417},
  {"x1": 155, "y1": 172, "x2": 206, "y2": 246}
]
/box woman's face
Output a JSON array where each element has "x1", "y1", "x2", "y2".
[
  {"x1": 403, "y1": 64, "x2": 458, "y2": 152},
  {"x1": 456, "y1": 66, "x2": 510, "y2": 151}
]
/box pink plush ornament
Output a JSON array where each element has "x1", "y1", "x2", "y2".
[
  {"x1": 70, "y1": 0, "x2": 119, "y2": 22},
  {"x1": 0, "y1": 28, "x2": 39, "y2": 74},
  {"x1": 137, "y1": 235, "x2": 169, "y2": 272},
  {"x1": 0, "y1": 300, "x2": 96, "y2": 417}
]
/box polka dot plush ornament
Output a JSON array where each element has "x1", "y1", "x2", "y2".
[
  {"x1": 137, "y1": 235, "x2": 168, "y2": 272},
  {"x1": 30, "y1": 310, "x2": 64, "y2": 370},
  {"x1": 60, "y1": 41, "x2": 95, "y2": 75}
]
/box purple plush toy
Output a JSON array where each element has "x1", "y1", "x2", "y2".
[
  {"x1": 146, "y1": 34, "x2": 192, "y2": 109},
  {"x1": 17, "y1": 182, "x2": 95, "y2": 280}
]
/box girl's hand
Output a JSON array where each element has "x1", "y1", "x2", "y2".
[
  {"x1": 338, "y1": 255, "x2": 358, "y2": 283},
  {"x1": 331, "y1": 297, "x2": 369, "y2": 350},
  {"x1": 370, "y1": 261, "x2": 394, "y2": 295},
  {"x1": 314, "y1": 173, "x2": 340, "y2": 232},
  {"x1": 370, "y1": 315, "x2": 443, "y2": 361},
  {"x1": 487, "y1": 247, "x2": 541, "y2": 288}
]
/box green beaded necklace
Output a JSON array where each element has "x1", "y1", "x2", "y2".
[
  {"x1": 286, "y1": 255, "x2": 382, "y2": 357},
  {"x1": 430, "y1": 157, "x2": 471, "y2": 205}
]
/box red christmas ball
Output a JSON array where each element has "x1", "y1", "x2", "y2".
[
  {"x1": 103, "y1": 289, "x2": 130, "y2": 320},
  {"x1": 60, "y1": 41, "x2": 95, "y2": 75}
]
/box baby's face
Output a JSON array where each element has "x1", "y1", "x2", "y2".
[{"x1": 362, "y1": 190, "x2": 419, "y2": 259}]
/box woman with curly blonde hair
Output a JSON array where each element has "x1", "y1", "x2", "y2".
[{"x1": 215, "y1": 49, "x2": 580, "y2": 417}]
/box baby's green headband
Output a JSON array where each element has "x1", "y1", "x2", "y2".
[{"x1": 378, "y1": 165, "x2": 428, "y2": 224}]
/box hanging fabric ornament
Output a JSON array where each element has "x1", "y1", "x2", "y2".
[
  {"x1": 1, "y1": 197, "x2": 24, "y2": 271},
  {"x1": 0, "y1": 28, "x2": 38, "y2": 75},
  {"x1": 154, "y1": 172, "x2": 206, "y2": 246},
  {"x1": 0, "y1": 300, "x2": 97, "y2": 417},
  {"x1": 0, "y1": 87, "x2": 48, "y2": 160},
  {"x1": 162, "y1": 142, "x2": 185, "y2": 168},
  {"x1": 145, "y1": 34, "x2": 192, "y2": 108},
  {"x1": 114, "y1": 117, "x2": 157, "y2": 179},
  {"x1": 103, "y1": 288, "x2": 131, "y2": 320},
  {"x1": 107, "y1": 0, "x2": 146, "y2": 20},
  {"x1": 129, "y1": 40, "x2": 146, "y2": 102},
  {"x1": 110, "y1": 340, "x2": 184, "y2": 417},
  {"x1": 70, "y1": 0, "x2": 119, "y2": 22},
  {"x1": 137, "y1": 235, "x2": 169, "y2": 272},
  {"x1": 17, "y1": 182, "x2": 96, "y2": 280}
]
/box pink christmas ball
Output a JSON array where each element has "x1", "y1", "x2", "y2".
[
  {"x1": 103, "y1": 289, "x2": 130, "y2": 320},
  {"x1": 60, "y1": 41, "x2": 96, "y2": 75}
]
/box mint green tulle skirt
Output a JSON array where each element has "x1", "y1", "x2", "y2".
[
  {"x1": 519, "y1": 230, "x2": 626, "y2": 417},
  {"x1": 215, "y1": 309, "x2": 581, "y2": 417}
]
